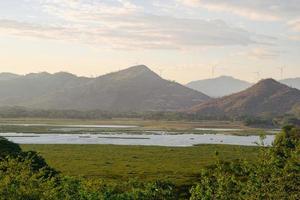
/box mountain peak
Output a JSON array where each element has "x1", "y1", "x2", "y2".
[
  {"x1": 53, "y1": 71, "x2": 77, "y2": 78},
  {"x1": 129, "y1": 64, "x2": 149, "y2": 70},
  {"x1": 189, "y1": 78, "x2": 300, "y2": 117},
  {"x1": 218, "y1": 75, "x2": 235, "y2": 79},
  {"x1": 123, "y1": 65, "x2": 154, "y2": 74},
  {"x1": 186, "y1": 75, "x2": 252, "y2": 97},
  {"x1": 101, "y1": 65, "x2": 161, "y2": 81},
  {"x1": 249, "y1": 78, "x2": 287, "y2": 93},
  {"x1": 257, "y1": 78, "x2": 278, "y2": 85}
]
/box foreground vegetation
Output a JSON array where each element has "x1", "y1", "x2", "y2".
[{"x1": 0, "y1": 125, "x2": 299, "y2": 199}]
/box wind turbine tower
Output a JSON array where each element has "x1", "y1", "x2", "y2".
[
  {"x1": 278, "y1": 66, "x2": 284, "y2": 80},
  {"x1": 211, "y1": 65, "x2": 217, "y2": 78},
  {"x1": 253, "y1": 71, "x2": 260, "y2": 82}
]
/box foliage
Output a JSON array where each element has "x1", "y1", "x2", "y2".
[
  {"x1": 277, "y1": 115, "x2": 300, "y2": 127},
  {"x1": 1, "y1": 126, "x2": 299, "y2": 199},
  {"x1": 0, "y1": 137, "x2": 22, "y2": 159},
  {"x1": 0, "y1": 157, "x2": 175, "y2": 200},
  {"x1": 0, "y1": 139, "x2": 176, "y2": 200},
  {"x1": 190, "y1": 126, "x2": 300, "y2": 200},
  {"x1": 242, "y1": 116, "x2": 277, "y2": 127}
]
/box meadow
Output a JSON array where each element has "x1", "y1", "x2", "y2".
[{"x1": 21, "y1": 144, "x2": 259, "y2": 187}]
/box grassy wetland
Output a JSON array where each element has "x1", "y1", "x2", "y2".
[{"x1": 21, "y1": 144, "x2": 259, "y2": 186}]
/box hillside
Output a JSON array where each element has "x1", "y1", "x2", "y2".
[
  {"x1": 0, "y1": 72, "x2": 89, "y2": 106},
  {"x1": 186, "y1": 76, "x2": 252, "y2": 97},
  {"x1": 0, "y1": 65, "x2": 210, "y2": 111},
  {"x1": 189, "y1": 79, "x2": 300, "y2": 117}
]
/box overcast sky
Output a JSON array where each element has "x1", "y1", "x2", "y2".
[{"x1": 0, "y1": 0, "x2": 299, "y2": 83}]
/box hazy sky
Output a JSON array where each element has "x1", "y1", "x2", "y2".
[{"x1": 0, "y1": 0, "x2": 299, "y2": 83}]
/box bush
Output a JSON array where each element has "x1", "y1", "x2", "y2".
[
  {"x1": 190, "y1": 126, "x2": 300, "y2": 200},
  {"x1": 0, "y1": 137, "x2": 22, "y2": 159}
]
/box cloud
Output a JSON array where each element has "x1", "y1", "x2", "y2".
[
  {"x1": 288, "y1": 19, "x2": 300, "y2": 32},
  {"x1": 242, "y1": 47, "x2": 280, "y2": 60},
  {"x1": 177, "y1": 0, "x2": 300, "y2": 21},
  {"x1": 0, "y1": 0, "x2": 273, "y2": 50},
  {"x1": 287, "y1": 19, "x2": 300, "y2": 40},
  {"x1": 288, "y1": 35, "x2": 300, "y2": 41}
]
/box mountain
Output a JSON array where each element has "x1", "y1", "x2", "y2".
[
  {"x1": 0, "y1": 65, "x2": 210, "y2": 111},
  {"x1": 0, "y1": 71, "x2": 89, "y2": 106},
  {"x1": 186, "y1": 76, "x2": 252, "y2": 97},
  {"x1": 189, "y1": 79, "x2": 300, "y2": 117},
  {"x1": 0, "y1": 73, "x2": 20, "y2": 81},
  {"x1": 280, "y1": 78, "x2": 300, "y2": 90}
]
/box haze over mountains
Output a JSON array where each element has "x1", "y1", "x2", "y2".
[
  {"x1": 0, "y1": 73, "x2": 20, "y2": 81},
  {"x1": 186, "y1": 76, "x2": 253, "y2": 97},
  {"x1": 189, "y1": 79, "x2": 300, "y2": 117},
  {"x1": 0, "y1": 65, "x2": 209, "y2": 111},
  {"x1": 0, "y1": 65, "x2": 299, "y2": 117},
  {"x1": 280, "y1": 78, "x2": 300, "y2": 90},
  {"x1": 187, "y1": 76, "x2": 300, "y2": 97}
]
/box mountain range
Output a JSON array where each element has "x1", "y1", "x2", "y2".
[
  {"x1": 188, "y1": 79, "x2": 300, "y2": 117},
  {"x1": 280, "y1": 78, "x2": 300, "y2": 90},
  {"x1": 0, "y1": 65, "x2": 209, "y2": 111},
  {"x1": 0, "y1": 65, "x2": 299, "y2": 117},
  {"x1": 186, "y1": 76, "x2": 300, "y2": 97},
  {"x1": 0, "y1": 72, "x2": 20, "y2": 81},
  {"x1": 186, "y1": 76, "x2": 252, "y2": 97}
]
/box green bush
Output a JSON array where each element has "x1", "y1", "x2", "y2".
[
  {"x1": 0, "y1": 137, "x2": 22, "y2": 159},
  {"x1": 190, "y1": 126, "x2": 300, "y2": 200}
]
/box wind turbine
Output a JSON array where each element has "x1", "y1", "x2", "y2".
[
  {"x1": 211, "y1": 65, "x2": 217, "y2": 78},
  {"x1": 253, "y1": 71, "x2": 260, "y2": 82},
  {"x1": 278, "y1": 66, "x2": 284, "y2": 80}
]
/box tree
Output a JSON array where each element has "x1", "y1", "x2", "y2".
[
  {"x1": 190, "y1": 126, "x2": 300, "y2": 200},
  {"x1": 0, "y1": 136, "x2": 22, "y2": 159}
]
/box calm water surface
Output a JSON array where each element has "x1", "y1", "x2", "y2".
[
  {"x1": 0, "y1": 124, "x2": 138, "y2": 128},
  {"x1": 0, "y1": 132, "x2": 275, "y2": 147}
]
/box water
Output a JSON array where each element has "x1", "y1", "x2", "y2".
[
  {"x1": 195, "y1": 128, "x2": 243, "y2": 131},
  {"x1": 0, "y1": 133, "x2": 275, "y2": 147},
  {"x1": 0, "y1": 124, "x2": 138, "y2": 128}
]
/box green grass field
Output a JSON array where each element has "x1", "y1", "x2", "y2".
[{"x1": 21, "y1": 144, "x2": 259, "y2": 186}]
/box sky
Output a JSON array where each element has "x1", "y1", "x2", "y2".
[{"x1": 0, "y1": 0, "x2": 299, "y2": 84}]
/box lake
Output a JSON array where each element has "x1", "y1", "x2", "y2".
[
  {"x1": 0, "y1": 124, "x2": 138, "y2": 128},
  {"x1": 0, "y1": 132, "x2": 275, "y2": 147}
]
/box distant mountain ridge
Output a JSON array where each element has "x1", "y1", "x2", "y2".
[
  {"x1": 186, "y1": 76, "x2": 300, "y2": 97},
  {"x1": 280, "y1": 78, "x2": 300, "y2": 90},
  {"x1": 0, "y1": 65, "x2": 210, "y2": 111},
  {"x1": 188, "y1": 79, "x2": 300, "y2": 117},
  {"x1": 186, "y1": 76, "x2": 252, "y2": 97},
  {"x1": 0, "y1": 72, "x2": 20, "y2": 81}
]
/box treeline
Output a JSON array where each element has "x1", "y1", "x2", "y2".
[
  {"x1": 242, "y1": 115, "x2": 300, "y2": 128},
  {"x1": 0, "y1": 106, "x2": 299, "y2": 127},
  {"x1": 0, "y1": 106, "x2": 224, "y2": 120},
  {"x1": 0, "y1": 126, "x2": 299, "y2": 199}
]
